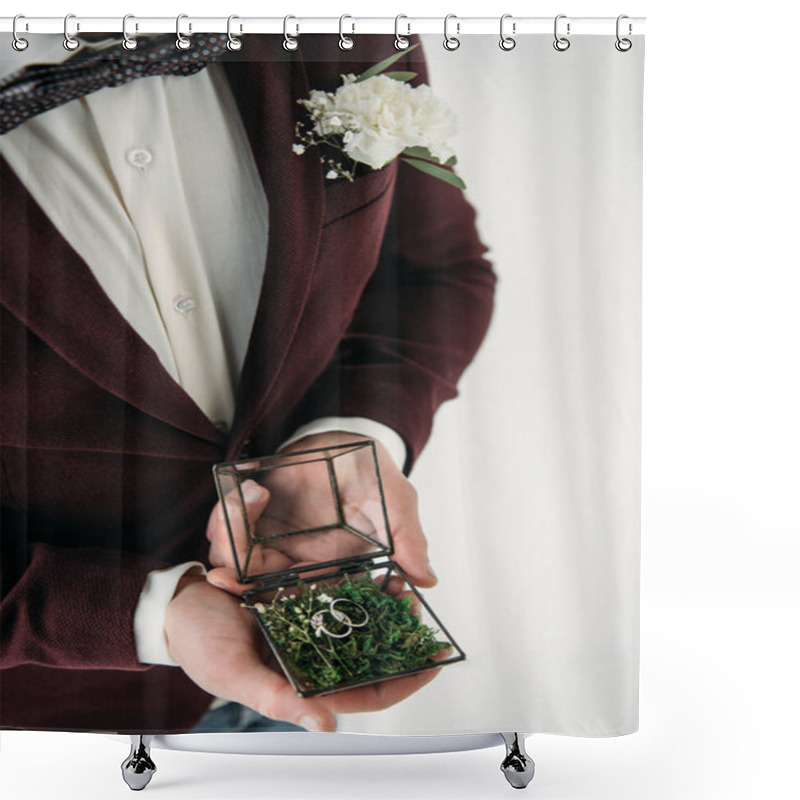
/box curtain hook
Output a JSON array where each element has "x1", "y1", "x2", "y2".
[
  {"x1": 227, "y1": 15, "x2": 242, "y2": 51},
  {"x1": 63, "y1": 13, "x2": 80, "y2": 51},
  {"x1": 283, "y1": 15, "x2": 299, "y2": 51},
  {"x1": 394, "y1": 15, "x2": 410, "y2": 50},
  {"x1": 339, "y1": 14, "x2": 355, "y2": 50},
  {"x1": 176, "y1": 14, "x2": 191, "y2": 50},
  {"x1": 443, "y1": 14, "x2": 460, "y2": 51},
  {"x1": 121, "y1": 14, "x2": 138, "y2": 50},
  {"x1": 12, "y1": 14, "x2": 29, "y2": 51},
  {"x1": 553, "y1": 14, "x2": 571, "y2": 51},
  {"x1": 615, "y1": 14, "x2": 632, "y2": 51},
  {"x1": 499, "y1": 14, "x2": 516, "y2": 51}
]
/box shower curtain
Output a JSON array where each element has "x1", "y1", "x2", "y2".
[{"x1": 0, "y1": 28, "x2": 643, "y2": 739}]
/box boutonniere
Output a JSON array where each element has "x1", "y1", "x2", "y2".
[{"x1": 294, "y1": 43, "x2": 466, "y2": 190}]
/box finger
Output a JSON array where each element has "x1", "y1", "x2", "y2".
[
  {"x1": 227, "y1": 644, "x2": 337, "y2": 732},
  {"x1": 207, "y1": 480, "x2": 268, "y2": 542},
  {"x1": 206, "y1": 566, "x2": 253, "y2": 596},
  {"x1": 389, "y1": 488, "x2": 437, "y2": 588},
  {"x1": 430, "y1": 643, "x2": 454, "y2": 661},
  {"x1": 208, "y1": 481, "x2": 270, "y2": 568},
  {"x1": 206, "y1": 564, "x2": 295, "y2": 596},
  {"x1": 321, "y1": 667, "x2": 441, "y2": 715},
  {"x1": 206, "y1": 553, "x2": 305, "y2": 596},
  {"x1": 207, "y1": 552, "x2": 340, "y2": 597},
  {"x1": 380, "y1": 575, "x2": 422, "y2": 615}
]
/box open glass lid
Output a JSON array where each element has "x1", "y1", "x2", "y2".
[{"x1": 213, "y1": 440, "x2": 395, "y2": 585}]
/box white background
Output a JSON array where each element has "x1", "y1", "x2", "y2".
[{"x1": 1, "y1": 1, "x2": 798, "y2": 799}]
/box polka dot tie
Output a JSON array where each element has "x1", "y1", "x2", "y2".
[{"x1": 0, "y1": 33, "x2": 228, "y2": 135}]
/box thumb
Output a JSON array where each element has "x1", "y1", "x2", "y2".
[
  {"x1": 209, "y1": 480, "x2": 270, "y2": 568},
  {"x1": 206, "y1": 566, "x2": 252, "y2": 597},
  {"x1": 233, "y1": 646, "x2": 336, "y2": 732},
  {"x1": 390, "y1": 497, "x2": 437, "y2": 588}
]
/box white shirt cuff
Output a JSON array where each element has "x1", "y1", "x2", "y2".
[
  {"x1": 279, "y1": 417, "x2": 408, "y2": 471},
  {"x1": 134, "y1": 561, "x2": 207, "y2": 666}
]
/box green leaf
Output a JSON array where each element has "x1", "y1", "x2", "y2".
[
  {"x1": 382, "y1": 71, "x2": 418, "y2": 83},
  {"x1": 355, "y1": 42, "x2": 420, "y2": 83},
  {"x1": 401, "y1": 157, "x2": 467, "y2": 190},
  {"x1": 402, "y1": 146, "x2": 458, "y2": 167}
]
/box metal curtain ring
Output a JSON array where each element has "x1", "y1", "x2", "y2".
[
  {"x1": 339, "y1": 14, "x2": 354, "y2": 50},
  {"x1": 283, "y1": 15, "x2": 299, "y2": 51},
  {"x1": 330, "y1": 598, "x2": 369, "y2": 628},
  {"x1": 121, "y1": 14, "x2": 138, "y2": 50},
  {"x1": 443, "y1": 14, "x2": 460, "y2": 51},
  {"x1": 176, "y1": 14, "x2": 191, "y2": 50},
  {"x1": 553, "y1": 14, "x2": 571, "y2": 51},
  {"x1": 615, "y1": 14, "x2": 632, "y2": 51},
  {"x1": 499, "y1": 14, "x2": 516, "y2": 51},
  {"x1": 226, "y1": 15, "x2": 242, "y2": 51},
  {"x1": 394, "y1": 15, "x2": 410, "y2": 50},
  {"x1": 63, "y1": 14, "x2": 79, "y2": 51},
  {"x1": 12, "y1": 14, "x2": 28, "y2": 51}
]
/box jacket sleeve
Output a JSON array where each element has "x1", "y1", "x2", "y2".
[
  {"x1": 286, "y1": 39, "x2": 496, "y2": 472},
  {"x1": 1, "y1": 501, "x2": 170, "y2": 672}
]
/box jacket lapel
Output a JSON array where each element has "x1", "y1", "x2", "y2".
[
  {"x1": 221, "y1": 38, "x2": 324, "y2": 457},
  {"x1": 0, "y1": 38, "x2": 324, "y2": 449},
  {"x1": 0, "y1": 157, "x2": 223, "y2": 443}
]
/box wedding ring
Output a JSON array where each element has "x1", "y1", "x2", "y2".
[
  {"x1": 330, "y1": 598, "x2": 369, "y2": 628},
  {"x1": 310, "y1": 609, "x2": 351, "y2": 638},
  {"x1": 310, "y1": 599, "x2": 369, "y2": 638}
]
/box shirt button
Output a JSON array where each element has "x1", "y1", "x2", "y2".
[
  {"x1": 214, "y1": 421, "x2": 229, "y2": 434},
  {"x1": 126, "y1": 147, "x2": 153, "y2": 169},
  {"x1": 172, "y1": 293, "x2": 196, "y2": 316}
]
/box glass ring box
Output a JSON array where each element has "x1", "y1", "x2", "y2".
[{"x1": 213, "y1": 440, "x2": 465, "y2": 698}]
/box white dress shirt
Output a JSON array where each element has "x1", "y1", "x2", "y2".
[{"x1": 0, "y1": 37, "x2": 406, "y2": 671}]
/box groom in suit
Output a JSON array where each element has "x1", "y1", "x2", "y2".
[{"x1": 0, "y1": 33, "x2": 494, "y2": 733}]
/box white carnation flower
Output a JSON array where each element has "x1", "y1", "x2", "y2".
[
  {"x1": 321, "y1": 75, "x2": 459, "y2": 170},
  {"x1": 294, "y1": 68, "x2": 462, "y2": 189}
]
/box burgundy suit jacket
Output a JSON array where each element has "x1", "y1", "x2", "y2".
[{"x1": 0, "y1": 36, "x2": 495, "y2": 732}]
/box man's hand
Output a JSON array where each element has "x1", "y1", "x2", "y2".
[
  {"x1": 206, "y1": 431, "x2": 437, "y2": 595},
  {"x1": 164, "y1": 574, "x2": 442, "y2": 731}
]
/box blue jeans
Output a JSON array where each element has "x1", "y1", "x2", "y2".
[{"x1": 190, "y1": 701, "x2": 307, "y2": 733}]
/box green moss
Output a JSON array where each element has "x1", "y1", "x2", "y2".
[{"x1": 248, "y1": 575, "x2": 451, "y2": 693}]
